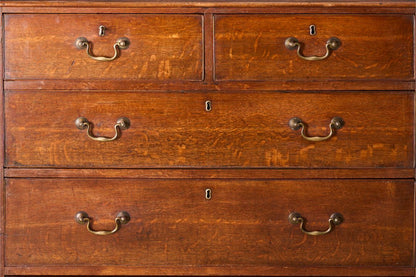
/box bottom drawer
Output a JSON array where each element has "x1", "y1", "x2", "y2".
[{"x1": 5, "y1": 178, "x2": 413, "y2": 267}]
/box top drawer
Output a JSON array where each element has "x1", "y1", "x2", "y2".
[
  {"x1": 214, "y1": 15, "x2": 414, "y2": 81},
  {"x1": 4, "y1": 14, "x2": 203, "y2": 81}
]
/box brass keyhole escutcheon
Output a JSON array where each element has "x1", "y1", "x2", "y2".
[
  {"x1": 205, "y1": 188, "x2": 212, "y2": 200},
  {"x1": 309, "y1": 25, "x2": 316, "y2": 36}
]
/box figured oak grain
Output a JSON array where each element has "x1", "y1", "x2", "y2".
[
  {"x1": 214, "y1": 15, "x2": 414, "y2": 81},
  {"x1": 4, "y1": 14, "x2": 203, "y2": 81},
  {"x1": 4, "y1": 91, "x2": 414, "y2": 168},
  {"x1": 5, "y1": 178, "x2": 414, "y2": 267}
]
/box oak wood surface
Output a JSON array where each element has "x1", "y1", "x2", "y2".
[
  {"x1": 214, "y1": 15, "x2": 414, "y2": 81},
  {"x1": 4, "y1": 14, "x2": 203, "y2": 81},
  {"x1": 5, "y1": 178, "x2": 414, "y2": 267},
  {"x1": 3, "y1": 266, "x2": 415, "y2": 276},
  {"x1": 4, "y1": 168, "x2": 415, "y2": 179},
  {"x1": 1, "y1": 1, "x2": 415, "y2": 276},
  {"x1": 5, "y1": 91, "x2": 414, "y2": 168},
  {"x1": 4, "y1": 80, "x2": 415, "y2": 92}
]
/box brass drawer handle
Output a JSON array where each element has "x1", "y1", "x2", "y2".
[
  {"x1": 285, "y1": 37, "x2": 341, "y2": 61},
  {"x1": 75, "y1": 211, "x2": 130, "y2": 236},
  {"x1": 288, "y1": 117, "x2": 344, "y2": 142},
  {"x1": 289, "y1": 212, "x2": 343, "y2": 236},
  {"x1": 75, "y1": 117, "x2": 130, "y2": 142},
  {"x1": 75, "y1": 37, "x2": 130, "y2": 61}
]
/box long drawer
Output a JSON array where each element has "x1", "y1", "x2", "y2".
[
  {"x1": 5, "y1": 91, "x2": 413, "y2": 168},
  {"x1": 214, "y1": 14, "x2": 414, "y2": 81},
  {"x1": 4, "y1": 14, "x2": 203, "y2": 81},
  {"x1": 5, "y1": 178, "x2": 413, "y2": 267}
]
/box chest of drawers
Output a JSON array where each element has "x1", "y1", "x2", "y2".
[{"x1": 1, "y1": 1, "x2": 415, "y2": 276}]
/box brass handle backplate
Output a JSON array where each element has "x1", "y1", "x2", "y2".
[
  {"x1": 75, "y1": 211, "x2": 130, "y2": 236},
  {"x1": 289, "y1": 117, "x2": 344, "y2": 142},
  {"x1": 289, "y1": 212, "x2": 343, "y2": 236},
  {"x1": 285, "y1": 37, "x2": 341, "y2": 61},
  {"x1": 75, "y1": 117, "x2": 130, "y2": 142},
  {"x1": 75, "y1": 37, "x2": 130, "y2": 61}
]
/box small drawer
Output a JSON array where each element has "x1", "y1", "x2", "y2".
[
  {"x1": 4, "y1": 14, "x2": 203, "y2": 81},
  {"x1": 5, "y1": 178, "x2": 413, "y2": 267},
  {"x1": 5, "y1": 91, "x2": 413, "y2": 168},
  {"x1": 214, "y1": 15, "x2": 413, "y2": 81}
]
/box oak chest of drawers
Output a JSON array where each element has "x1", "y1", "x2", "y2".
[{"x1": 1, "y1": 1, "x2": 415, "y2": 276}]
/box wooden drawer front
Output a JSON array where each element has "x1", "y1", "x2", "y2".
[
  {"x1": 214, "y1": 15, "x2": 413, "y2": 81},
  {"x1": 4, "y1": 14, "x2": 203, "y2": 81},
  {"x1": 5, "y1": 178, "x2": 413, "y2": 267},
  {"x1": 5, "y1": 91, "x2": 413, "y2": 168}
]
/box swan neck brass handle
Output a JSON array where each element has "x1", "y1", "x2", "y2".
[
  {"x1": 289, "y1": 117, "x2": 344, "y2": 142},
  {"x1": 285, "y1": 37, "x2": 341, "y2": 61},
  {"x1": 75, "y1": 211, "x2": 130, "y2": 236},
  {"x1": 75, "y1": 117, "x2": 130, "y2": 142},
  {"x1": 75, "y1": 37, "x2": 130, "y2": 61},
  {"x1": 289, "y1": 212, "x2": 343, "y2": 236}
]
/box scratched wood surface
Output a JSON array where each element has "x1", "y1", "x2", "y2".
[
  {"x1": 5, "y1": 178, "x2": 414, "y2": 267},
  {"x1": 4, "y1": 14, "x2": 203, "y2": 81},
  {"x1": 5, "y1": 91, "x2": 413, "y2": 168},
  {"x1": 214, "y1": 14, "x2": 414, "y2": 80},
  {"x1": 5, "y1": 90, "x2": 413, "y2": 168}
]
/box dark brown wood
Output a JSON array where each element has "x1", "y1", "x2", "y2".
[
  {"x1": 4, "y1": 79, "x2": 415, "y2": 91},
  {"x1": 5, "y1": 178, "x2": 414, "y2": 267},
  {"x1": 3, "y1": 265, "x2": 415, "y2": 276},
  {"x1": 4, "y1": 14, "x2": 203, "y2": 81},
  {"x1": 214, "y1": 14, "x2": 414, "y2": 81},
  {"x1": 1, "y1": 0, "x2": 415, "y2": 11},
  {"x1": 4, "y1": 168, "x2": 415, "y2": 179},
  {"x1": 1, "y1": 1, "x2": 415, "y2": 276},
  {"x1": 5, "y1": 91, "x2": 413, "y2": 168}
]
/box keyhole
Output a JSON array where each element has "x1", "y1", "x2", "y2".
[
  {"x1": 205, "y1": 100, "x2": 212, "y2": 112},
  {"x1": 99, "y1": 25, "x2": 106, "y2": 36},
  {"x1": 205, "y1": 189, "x2": 212, "y2": 200},
  {"x1": 309, "y1": 25, "x2": 316, "y2": 36}
]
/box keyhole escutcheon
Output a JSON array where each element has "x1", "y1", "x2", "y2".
[
  {"x1": 309, "y1": 25, "x2": 316, "y2": 36},
  {"x1": 205, "y1": 188, "x2": 212, "y2": 200}
]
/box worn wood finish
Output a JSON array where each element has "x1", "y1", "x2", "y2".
[
  {"x1": 3, "y1": 266, "x2": 415, "y2": 276},
  {"x1": 1, "y1": 1, "x2": 415, "y2": 13},
  {"x1": 214, "y1": 15, "x2": 414, "y2": 81},
  {"x1": 4, "y1": 14, "x2": 203, "y2": 81},
  {"x1": 5, "y1": 91, "x2": 413, "y2": 168},
  {"x1": 4, "y1": 168, "x2": 415, "y2": 179},
  {"x1": 5, "y1": 178, "x2": 414, "y2": 267},
  {"x1": 1, "y1": 1, "x2": 415, "y2": 276},
  {"x1": 4, "y1": 79, "x2": 415, "y2": 92}
]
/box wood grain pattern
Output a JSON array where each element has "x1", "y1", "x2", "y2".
[
  {"x1": 3, "y1": 266, "x2": 415, "y2": 276},
  {"x1": 4, "y1": 168, "x2": 415, "y2": 179},
  {"x1": 5, "y1": 91, "x2": 414, "y2": 168},
  {"x1": 1, "y1": 1, "x2": 415, "y2": 276},
  {"x1": 4, "y1": 79, "x2": 414, "y2": 91},
  {"x1": 4, "y1": 14, "x2": 203, "y2": 81},
  {"x1": 5, "y1": 178, "x2": 414, "y2": 267},
  {"x1": 214, "y1": 15, "x2": 414, "y2": 80}
]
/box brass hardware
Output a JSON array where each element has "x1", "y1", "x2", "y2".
[
  {"x1": 75, "y1": 117, "x2": 130, "y2": 142},
  {"x1": 205, "y1": 100, "x2": 212, "y2": 112},
  {"x1": 75, "y1": 211, "x2": 130, "y2": 236},
  {"x1": 75, "y1": 37, "x2": 130, "y2": 61},
  {"x1": 285, "y1": 37, "x2": 341, "y2": 61},
  {"x1": 309, "y1": 25, "x2": 316, "y2": 36},
  {"x1": 98, "y1": 25, "x2": 106, "y2": 36},
  {"x1": 288, "y1": 117, "x2": 344, "y2": 142},
  {"x1": 205, "y1": 188, "x2": 212, "y2": 200},
  {"x1": 288, "y1": 212, "x2": 343, "y2": 236}
]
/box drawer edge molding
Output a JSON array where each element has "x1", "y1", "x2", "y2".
[
  {"x1": 4, "y1": 168, "x2": 415, "y2": 179},
  {"x1": 4, "y1": 265, "x2": 415, "y2": 276}
]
